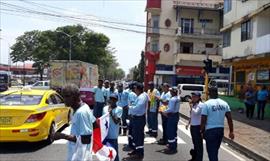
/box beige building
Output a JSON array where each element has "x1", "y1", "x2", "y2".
[
  {"x1": 144, "y1": 0, "x2": 225, "y2": 86},
  {"x1": 221, "y1": 0, "x2": 270, "y2": 91}
]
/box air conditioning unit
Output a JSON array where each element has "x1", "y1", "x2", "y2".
[{"x1": 176, "y1": 27, "x2": 182, "y2": 36}]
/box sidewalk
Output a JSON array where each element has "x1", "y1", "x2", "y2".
[{"x1": 180, "y1": 102, "x2": 270, "y2": 161}]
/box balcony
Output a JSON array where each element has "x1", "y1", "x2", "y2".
[
  {"x1": 176, "y1": 27, "x2": 222, "y2": 40},
  {"x1": 256, "y1": 34, "x2": 270, "y2": 55},
  {"x1": 146, "y1": 0, "x2": 161, "y2": 14},
  {"x1": 174, "y1": 53, "x2": 222, "y2": 65}
]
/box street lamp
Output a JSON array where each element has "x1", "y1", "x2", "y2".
[{"x1": 56, "y1": 30, "x2": 79, "y2": 61}]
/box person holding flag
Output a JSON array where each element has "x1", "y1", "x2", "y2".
[
  {"x1": 54, "y1": 84, "x2": 96, "y2": 161},
  {"x1": 102, "y1": 93, "x2": 123, "y2": 161}
]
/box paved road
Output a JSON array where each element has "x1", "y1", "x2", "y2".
[{"x1": 0, "y1": 106, "x2": 252, "y2": 161}]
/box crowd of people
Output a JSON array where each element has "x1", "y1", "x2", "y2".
[
  {"x1": 54, "y1": 80, "x2": 235, "y2": 161},
  {"x1": 239, "y1": 84, "x2": 269, "y2": 120}
]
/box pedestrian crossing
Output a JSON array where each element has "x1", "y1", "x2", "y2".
[{"x1": 53, "y1": 121, "x2": 192, "y2": 145}]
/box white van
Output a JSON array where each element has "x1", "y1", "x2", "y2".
[
  {"x1": 210, "y1": 79, "x2": 229, "y2": 95},
  {"x1": 177, "y1": 84, "x2": 205, "y2": 101}
]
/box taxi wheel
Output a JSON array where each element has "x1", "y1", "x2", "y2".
[{"x1": 46, "y1": 122, "x2": 56, "y2": 144}]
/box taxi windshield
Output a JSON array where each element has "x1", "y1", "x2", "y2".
[{"x1": 0, "y1": 94, "x2": 42, "y2": 105}]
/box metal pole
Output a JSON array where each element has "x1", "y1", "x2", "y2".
[
  {"x1": 69, "y1": 36, "x2": 71, "y2": 61},
  {"x1": 204, "y1": 72, "x2": 209, "y2": 101}
]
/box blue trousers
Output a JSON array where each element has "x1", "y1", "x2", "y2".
[
  {"x1": 166, "y1": 113, "x2": 179, "y2": 150},
  {"x1": 161, "y1": 114, "x2": 168, "y2": 141},
  {"x1": 94, "y1": 102, "x2": 105, "y2": 118},
  {"x1": 190, "y1": 125, "x2": 203, "y2": 161},
  {"x1": 103, "y1": 138, "x2": 119, "y2": 161},
  {"x1": 121, "y1": 106, "x2": 129, "y2": 132},
  {"x1": 257, "y1": 101, "x2": 266, "y2": 119},
  {"x1": 128, "y1": 116, "x2": 135, "y2": 149},
  {"x1": 132, "y1": 115, "x2": 146, "y2": 155},
  {"x1": 204, "y1": 128, "x2": 224, "y2": 161},
  {"x1": 148, "y1": 112, "x2": 158, "y2": 134}
]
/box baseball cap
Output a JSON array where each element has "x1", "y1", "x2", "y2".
[
  {"x1": 109, "y1": 93, "x2": 118, "y2": 100},
  {"x1": 191, "y1": 91, "x2": 201, "y2": 97}
]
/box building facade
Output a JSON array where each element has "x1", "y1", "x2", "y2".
[
  {"x1": 221, "y1": 0, "x2": 270, "y2": 92},
  {"x1": 144, "y1": 0, "x2": 226, "y2": 87}
]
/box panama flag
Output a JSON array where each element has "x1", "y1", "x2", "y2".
[{"x1": 92, "y1": 113, "x2": 117, "y2": 161}]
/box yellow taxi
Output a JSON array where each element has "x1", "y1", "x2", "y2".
[{"x1": 0, "y1": 88, "x2": 71, "y2": 143}]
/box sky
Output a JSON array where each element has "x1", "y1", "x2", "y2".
[{"x1": 0, "y1": 0, "x2": 147, "y2": 74}]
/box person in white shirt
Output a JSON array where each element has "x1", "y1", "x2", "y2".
[
  {"x1": 201, "y1": 87, "x2": 234, "y2": 161},
  {"x1": 186, "y1": 92, "x2": 204, "y2": 161}
]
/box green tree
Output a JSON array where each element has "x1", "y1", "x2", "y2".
[{"x1": 10, "y1": 24, "x2": 124, "y2": 80}]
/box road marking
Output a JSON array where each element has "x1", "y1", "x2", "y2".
[{"x1": 158, "y1": 125, "x2": 186, "y2": 144}]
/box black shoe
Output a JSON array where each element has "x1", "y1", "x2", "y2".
[
  {"x1": 123, "y1": 146, "x2": 133, "y2": 152},
  {"x1": 164, "y1": 149, "x2": 177, "y2": 154},
  {"x1": 128, "y1": 151, "x2": 137, "y2": 156},
  {"x1": 150, "y1": 132, "x2": 157, "y2": 138},
  {"x1": 145, "y1": 131, "x2": 152, "y2": 135},
  {"x1": 157, "y1": 139, "x2": 166, "y2": 145}
]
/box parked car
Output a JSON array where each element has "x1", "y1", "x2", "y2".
[
  {"x1": 29, "y1": 80, "x2": 50, "y2": 89},
  {"x1": 177, "y1": 84, "x2": 205, "y2": 101},
  {"x1": 0, "y1": 88, "x2": 71, "y2": 143}
]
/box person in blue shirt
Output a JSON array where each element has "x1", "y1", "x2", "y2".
[
  {"x1": 92, "y1": 79, "x2": 107, "y2": 117},
  {"x1": 103, "y1": 93, "x2": 122, "y2": 161},
  {"x1": 257, "y1": 85, "x2": 269, "y2": 120},
  {"x1": 161, "y1": 87, "x2": 180, "y2": 154},
  {"x1": 126, "y1": 83, "x2": 148, "y2": 160},
  {"x1": 117, "y1": 83, "x2": 129, "y2": 136},
  {"x1": 201, "y1": 87, "x2": 234, "y2": 161},
  {"x1": 105, "y1": 82, "x2": 118, "y2": 103},
  {"x1": 157, "y1": 83, "x2": 171, "y2": 145},
  {"x1": 146, "y1": 81, "x2": 160, "y2": 138},
  {"x1": 54, "y1": 84, "x2": 96, "y2": 161},
  {"x1": 123, "y1": 82, "x2": 138, "y2": 152},
  {"x1": 244, "y1": 83, "x2": 257, "y2": 119}
]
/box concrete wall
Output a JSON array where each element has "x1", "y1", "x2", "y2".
[{"x1": 223, "y1": 0, "x2": 270, "y2": 26}]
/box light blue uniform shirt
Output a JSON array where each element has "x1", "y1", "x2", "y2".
[
  {"x1": 92, "y1": 86, "x2": 106, "y2": 103},
  {"x1": 201, "y1": 98, "x2": 231, "y2": 130},
  {"x1": 160, "y1": 91, "x2": 171, "y2": 106},
  {"x1": 117, "y1": 90, "x2": 129, "y2": 107},
  {"x1": 105, "y1": 88, "x2": 118, "y2": 101},
  {"x1": 128, "y1": 91, "x2": 137, "y2": 115},
  {"x1": 129, "y1": 92, "x2": 149, "y2": 116},
  {"x1": 103, "y1": 106, "x2": 123, "y2": 139},
  {"x1": 257, "y1": 90, "x2": 269, "y2": 101},
  {"x1": 68, "y1": 104, "x2": 96, "y2": 161},
  {"x1": 164, "y1": 96, "x2": 180, "y2": 113},
  {"x1": 148, "y1": 89, "x2": 161, "y2": 112}
]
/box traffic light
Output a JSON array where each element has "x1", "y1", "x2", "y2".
[{"x1": 203, "y1": 59, "x2": 212, "y2": 73}]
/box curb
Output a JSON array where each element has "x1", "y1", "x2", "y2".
[{"x1": 179, "y1": 113, "x2": 269, "y2": 161}]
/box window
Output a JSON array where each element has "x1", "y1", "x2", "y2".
[
  {"x1": 205, "y1": 43, "x2": 214, "y2": 48},
  {"x1": 181, "y1": 18, "x2": 194, "y2": 34},
  {"x1": 257, "y1": 70, "x2": 269, "y2": 81},
  {"x1": 223, "y1": 30, "x2": 231, "y2": 47},
  {"x1": 236, "y1": 71, "x2": 246, "y2": 83},
  {"x1": 182, "y1": 85, "x2": 204, "y2": 91},
  {"x1": 151, "y1": 41, "x2": 159, "y2": 52},
  {"x1": 156, "y1": 64, "x2": 173, "y2": 71},
  {"x1": 199, "y1": 19, "x2": 213, "y2": 23},
  {"x1": 241, "y1": 20, "x2": 252, "y2": 41},
  {"x1": 54, "y1": 94, "x2": 64, "y2": 104},
  {"x1": 180, "y1": 42, "x2": 193, "y2": 53},
  {"x1": 224, "y1": 0, "x2": 232, "y2": 13},
  {"x1": 152, "y1": 16, "x2": 159, "y2": 33}
]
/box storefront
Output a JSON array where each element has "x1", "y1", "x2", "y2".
[
  {"x1": 175, "y1": 66, "x2": 204, "y2": 85},
  {"x1": 233, "y1": 56, "x2": 270, "y2": 92}
]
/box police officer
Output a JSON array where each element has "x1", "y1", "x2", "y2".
[
  {"x1": 127, "y1": 83, "x2": 148, "y2": 159},
  {"x1": 157, "y1": 83, "x2": 171, "y2": 145},
  {"x1": 201, "y1": 87, "x2": 234, "y2": 161},
  {"x1": 123, "y1": 82, "x2": 137, "y2": 152},
  {"x1": 161, "y1": 87, "x2": 180, "y2": 154},
  {"x1": 117, "y1": 83, "x2": 129, "y2": 136},
  {"x1": 92, "y1": 79, "x2": 107, "y2": 117}
]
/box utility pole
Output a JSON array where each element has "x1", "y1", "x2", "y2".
[{"x1": 203, "y1": 56, "x2": 212, "y2": 101}]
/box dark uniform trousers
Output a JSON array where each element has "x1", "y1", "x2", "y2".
[
  {"x1": 161, "y1": 114, "x2": 168, "y2": 142},
  {"x1": 128, "y1": 115, "x2": 135, "y2": 149},
  {"x1": 132, "y1": 115, "x2": 146, "y2": 155},
  {"x1": 190, "y1": 125, "x2": 203, "y2": 161},
  {"x1": 94, "y1": 102, "x2": 105, "y2": 118},
  {"x1": 204, "y1": 128, "x2": 224, "y2": 161},
  {"x1": 166, "y1": 113, "x2": 179, "y2": 150}
]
